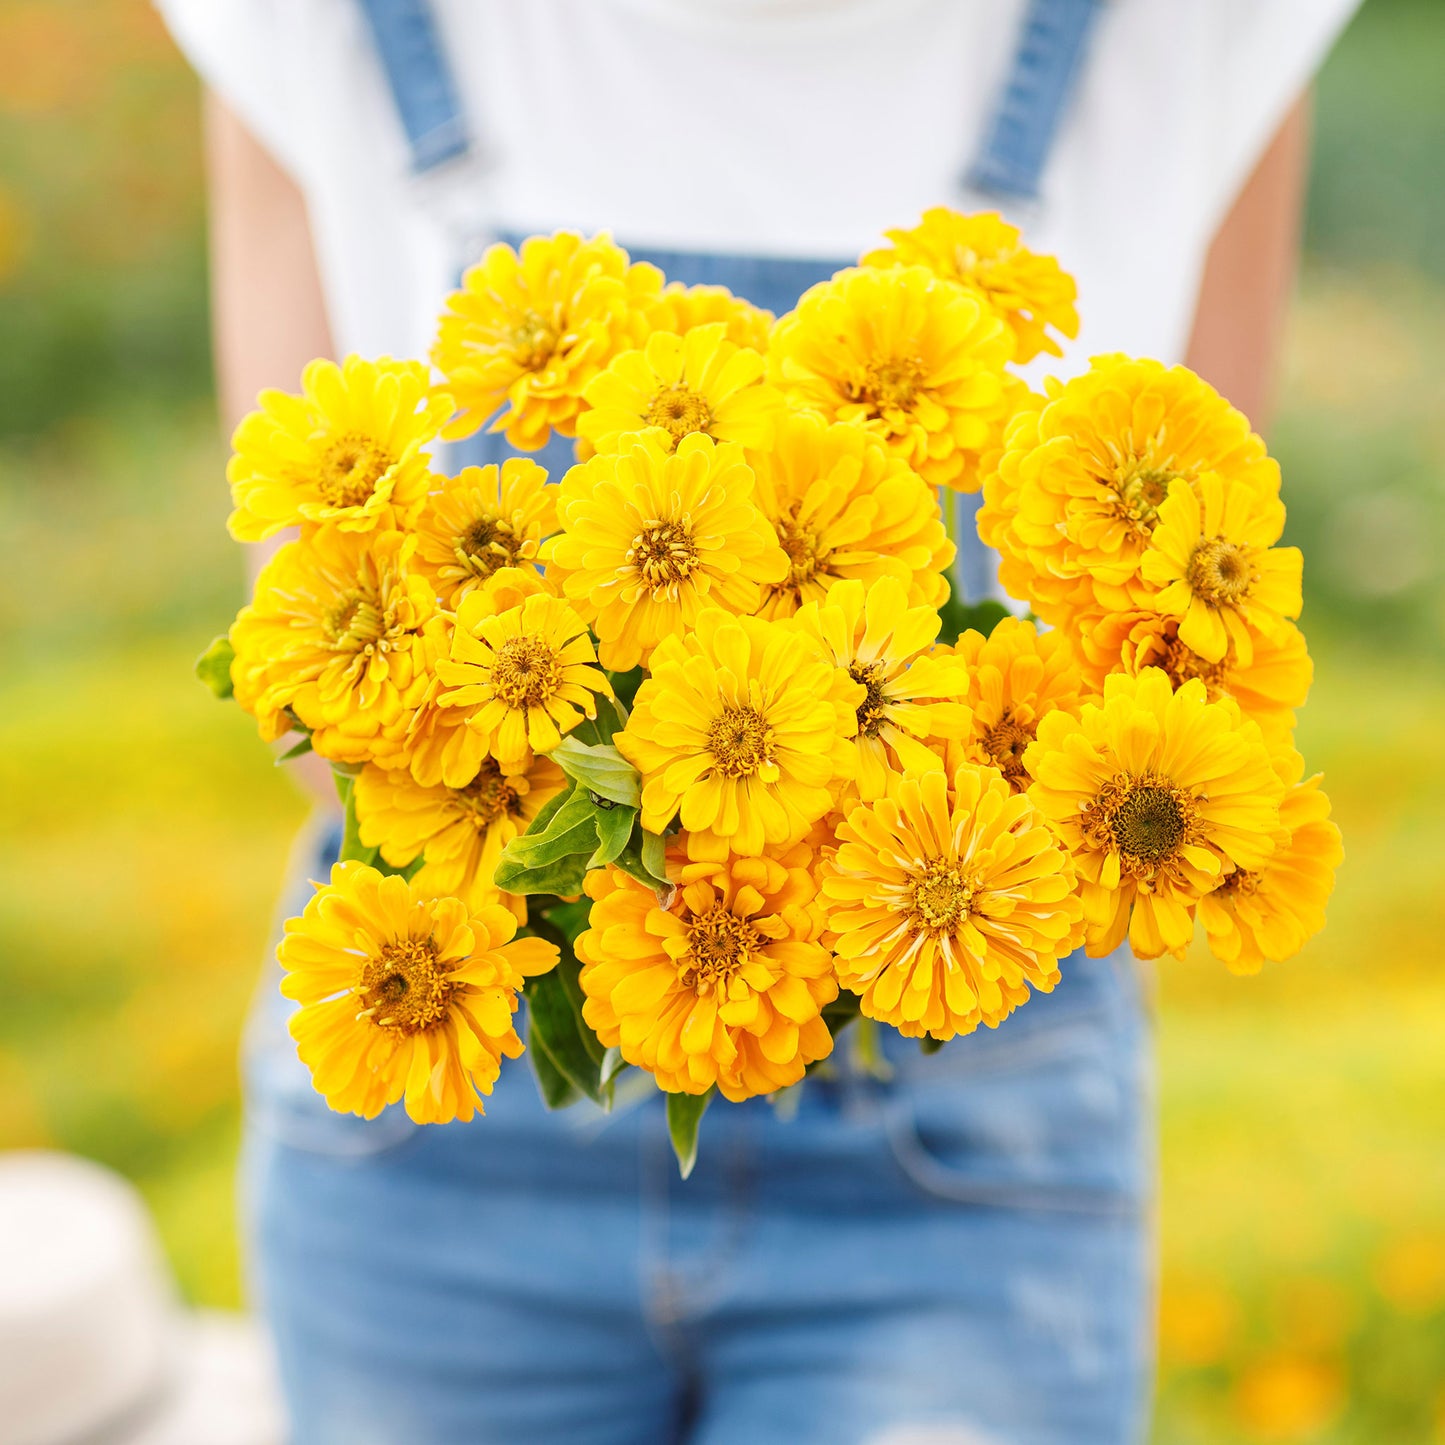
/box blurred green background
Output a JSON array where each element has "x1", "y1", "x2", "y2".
[{"x1": 0, "y1": 2, "x2": 1441, "y2": 1440}]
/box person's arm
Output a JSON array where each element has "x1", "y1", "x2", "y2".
[
  {"x1": 206, "y1": 89, "x2": 335, "y2": 447},
  {"x1": 205, "y1": 90, "x2": 339, "y2": 803},
  {"x1": 1183, "y1": 97, "x2": 1311, "y2": 433}
]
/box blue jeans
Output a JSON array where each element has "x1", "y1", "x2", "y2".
[{"x1": 243, "y1": 817, "x2": 1152, "y2": 1445}]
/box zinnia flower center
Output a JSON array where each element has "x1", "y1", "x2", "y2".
[
  {"x1": 1149, "y1": 628, "x2": 1230, "y2": 696},
  {"x1": 849, "y1": 356, "x2": 926, "y2": 413},
  {"x1": 849, "y1": 662, "x2": 891, "y2": 739},
  {"x1": 906, "y1": 857, "x2": 980, "y2": 934},
  {"x1": 1106, "y1": 451, "x2": 1182, "y2": 536},
  {"x1": 707, "y1": 704, "x2": 774, "y2": 779},
  {"x1": 355, "y1": 939, "x2": 455, "y2": 1035},
  {"x1": 318, "y1": 433, "x2": 393, "y2": 508},
  {"x1": 629, "y1": 519, "x2": 699, "y2": 594},
  {"x1": 776, "y1": 511, "x2": 826, "y2": 592},
  {"x1": 1216, "y1": 868, "x2": 1260, "y2": 899},
  {"x1": 643, "y1": 386, "x2": 713, "y2": 446},
  {"x1": 324, "y1": 588, "x2": 387, "y2": 649},
  {"x1": 1083, "y1": 771, "x2": 1197, "y2": 876},
  {"x1": 679, "y1": 903, "x2": 763, "y2": 995},
  {"x1": 510, "y1": 311, "x2": 558, "y2": 371},
  {"x1": 455, "y1": 513, "x2": 521, "y2": 580},
  {"x1": 982, "y1": 708, "x2": 1035, "y2": 787},
  {"x1": 1186, "y1": 538, "x2": 1254, "y2": 605},
  {"x1": 459, "y1": 757, "x2": 522, "y2": 827},
  {"x1": 491, "y1": 635, "x2": 562, "y2": 709}
]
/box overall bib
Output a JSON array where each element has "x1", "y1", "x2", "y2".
[{"x1": 243, "y1": 5, "x2": 1153, "y2": 1442}]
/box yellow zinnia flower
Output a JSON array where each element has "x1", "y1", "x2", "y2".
[
  {"x1": 388, "y1": 569, "x2": 560, "y2": 787},
  {"x1": 411, "y1": 459, "x2": 556, "y2": 609},
  {"x1": 768, "y1": 265, "x2": 1012, "y2": 492},
  {"x1": 820, "y1": 765, "x2": 1083, "y2": 1039},
  {"x1": 746, "y1": 409, "x2": 954, "y2": 618},
  {"x1": 354, "y1": 752, "x2": 567, "y2": 914},
  {"x1": 645, "y1": 281, "x2": 774, "y2": 353},
  {"x1": 576, "y1": 841, "x2": 836, "y2": 1100},
  {"x1": 229, "y1": 528, "x2": 436, "y2": 762},
  {"x1": 227, "y1": 355, "x2": 450, "y2": 541},
  {"x1": 1024, "y1": 669, "x2": 1284, "y2": 960},
  {"x1": 280, "y1": 861, "x2": 558, "y2": 1123},
  {"x1": 576, "y1": 323, "x2": 783, "y2": 456},
  {"x1": 433, "y1": 231, "x2": 661, "y2": 449},
  {"x1": 942, "y1": 617, "x2": 1086, "y2": 792},
  {"x1": 1140, "y1": 471, "x2": 1304, "y2": 665},
  {"x1": 545, "y1": 433, "x2": 788, "y2": 672},
  {"x1": 788, "y1": 577, "x2": 972, "y2": 800},
  {"x1": 1080, "y1": 609, "x2": 1312, "y2": 745},
  {"x1": 435, "y1": 590, "x2": 608, "y2": 773},
  {"x1": 615, "y1": 608, "x2": 861, "y2": 862},
  {"x1": 979, "y1": 356, "x2": 1280, "y2": 623},
  {"x1": 1200, "y1": 756, "x2": 1342, "y2": 974},
  {"x1": 862, "y1": 208, "x2": 1079, "y2": 363}
]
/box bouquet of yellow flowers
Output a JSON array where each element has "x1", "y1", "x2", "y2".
[{"x1": 197, "y1": 209, "x2": 1341, "y2": 1174}]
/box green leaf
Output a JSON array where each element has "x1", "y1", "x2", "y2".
[
  {"x1": 525, "y1": 969, "x2": 602, "y2": 1103},
  {"x1": 589, "y1": 804, "x2": 637, "y2": 867},
  {"x1": 528, "y1": 917, "x2": 607, "y2": 1069},
  {"x1": 600, "y1": 1046, "x2": 630, "y2": 1088},
  {"x1": 935, "y1": 570, "x2": 1014, "y2": 648},
  {"x1": 570, "y1": 693, "x2": 630, "y2": 745},
  {"x1": 550, "y1": 737, "x2": 642, "y2": 809},
  {"x1": 275, "y1": 734, "x2": 314, "y2": 763},
  {"x1": 333, "y1": 765, "x2": 380, "y2": 867},
  {"x1": 666, "y1": 1089, "x2": 714, "y2": 1180},
  {"x1": 494, "y1": 849, "x2": 590, "y2": 897},
  {"x1": 917, "y1": 1035, "x2": 945, "y2": 1056},
  {"x1": 528, "y1": 1027, "x2": 582, "y2": 1109},
  {"x1": 611, "y1": 823, "x2": 671, "y2": 900},
  {"x1": 194, "y1": 634, "x2": 235, "y2": 700}
]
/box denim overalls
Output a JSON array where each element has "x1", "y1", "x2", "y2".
[{"x1": 243, "y1": 6, "x2": 1153, "y2": 1443}]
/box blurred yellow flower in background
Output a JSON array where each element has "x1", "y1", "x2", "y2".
[
  {"x1": 768, "y1": 264, "x2": 1012, "y2": 491},
  {"x1": 436, "y1": 591, "x2": 608, "y2": 772},
  {"x1": 746, "y1": 409, "x2": 954, "y2": 618},
  {"x1": 411, "y1": 458, "x2": 555, "y2": 609},
  {"x1": 546, "y1": 433, "x2": 787, "y2": 671},
  {"x1": 822, "y1": 765, "x2": 1082, "y2": 1039},
  {"x1": 942, "y1": 617, "x2": 1086, "y2": 793},
  {"x1": 1233, "y1": 1354, "x2": 1345, "y2": 1442},
  {"x1": 226, "y1": 355, "x2": 449, "y2": 541},
  {"x1": 644, "y1": 281, "x2": 775, "y2": 352},
  {"x1": 354, "y1": 752, "x2": 567, "y2": 914},
  {"x1": 616, "y1": 608, "x2": 860, "y2": 861},
  {"x1": 577, "y1": 841, "x2": 836, "y2": 1100},
  {"x1": 229, "y1": 527, "x2": 436, "y2": 760},
  {"x1": 576, "y1": 322, "x2": 782, "y2": 455},
  {"x1": 433, "y1": 231, "x2": 661, "y2": 449},
  {"x1": 788, "y1": 577, "x2": 972, "y2": 800},
  {"x1": 280, "y1": 861, "x2": 558, "y2": 1123},
  {"x1": 863, "y1": 207, "x2": 1079, "y2": 363},
  {"x1": 1025, "y1": 669, "x2": 1283, "y2": 959}
]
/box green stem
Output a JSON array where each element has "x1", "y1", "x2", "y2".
[{"x1": 852, "y1": 1015, "x2": 894, "y2": 1082}]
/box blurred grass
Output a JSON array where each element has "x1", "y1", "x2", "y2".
[{"x1": 1, "y1": 1, "x2": 1443, "y2": 1442}]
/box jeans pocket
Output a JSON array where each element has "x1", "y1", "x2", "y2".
[{"x1": 883, "y1": 1003, "x2": 1147, "y2": 1216}]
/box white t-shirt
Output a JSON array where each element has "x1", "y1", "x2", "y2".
[{"x1": 157, "y1": 0, "x2": 1359, "y2": 377}]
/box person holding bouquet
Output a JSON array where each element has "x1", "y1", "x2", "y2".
[{"x1": 159, "y1": 2, "x2": 1357, "y2": 1441}]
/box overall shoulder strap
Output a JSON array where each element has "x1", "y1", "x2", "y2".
[
  {"x1": 355, "y1": 0, "x2": 472, "y2": 173},
  {"x1": 964, "y1": 0, "x2": 1105, "y2": 204}
]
